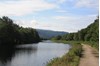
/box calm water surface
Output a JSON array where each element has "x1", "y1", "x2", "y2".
[{"x1": 0, "y1": 40, "x2": 70, "y2": 66}]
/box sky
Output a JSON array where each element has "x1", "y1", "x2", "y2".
[{"x1": 0, "y1": 0, "x2": 99, "y2": 32}]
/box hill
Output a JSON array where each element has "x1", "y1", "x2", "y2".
[{"x1": 36, "y1": 29, "x2": 68, "y2": 39}]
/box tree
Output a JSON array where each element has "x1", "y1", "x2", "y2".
[
  {"x1": 0, "y1": 16, "x2": 20, "y2": 46},
  {"x1": 73, "y1": 33, "x2": 79, "y2": 41},
  {"x1": 52, "y1": 16, "x2": 99, "y2": 43},
  {"x1": 0, "y1": 16, "x2": 41, "y2": 46}
]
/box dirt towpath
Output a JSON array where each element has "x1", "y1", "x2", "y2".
[{"x1": 79, "y1": 44, "x2": 99, "y2": 66}]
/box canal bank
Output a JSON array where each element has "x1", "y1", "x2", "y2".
[{"x1": 47, "y1": 40, "x2": 82, "y2": 66}]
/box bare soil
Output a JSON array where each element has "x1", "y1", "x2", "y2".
[{"x1": 79, "y1": 44, "x2": 99, "y2": 66}]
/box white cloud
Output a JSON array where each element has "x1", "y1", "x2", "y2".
[
  {"x1": 53, "y1": 15, "x2": 97, "y2": 22},
  {"x1": 14, "y1": 19, "x2": 67, "y2": 32},
  {"x1": 53, "y1": 16, "x2": 72, "y2": 20},
  {"x1": 0, "y1": 0, "x2": 57, "y2": 16},
  {"x1": 0, "y1": 0, "x2": 98, "y2": 32},
  {"x1": 47, "y1": 0, "x2": 66, "y2": 4},
  {"x1": 57, "y1": 0, "x2": 66, "y2": 4},
  {"x1": 14, "y1": 19, "x2": 39, "y2": 28},
  {"x1": 52, "y1": 15, "x2": 97, "y2": 32},
  {"x1": 56, "y1": 10, "x2": 68, "y2": 13},
  {"x1": 75, "y1": 0, "x2": 99, "y2": 8},
  {"x1": 14, "y1": 14, "x2": 97, "y2": 32}
]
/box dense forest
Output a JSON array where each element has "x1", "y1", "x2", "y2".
[
  {"x1": 52, "y1": 17, "x2": 99, "y2": 48},
  {"x1": 0, "y1": 16, "x2": 41, "y2": 47}
]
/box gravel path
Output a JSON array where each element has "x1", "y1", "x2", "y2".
[{"x1": 79, "y1": 44, "x2": 99, "y2": 66}]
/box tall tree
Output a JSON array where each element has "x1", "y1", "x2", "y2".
[{"x1": 0, "y1": 16, "x2": 41, "y2": 46}]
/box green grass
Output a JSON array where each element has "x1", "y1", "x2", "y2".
[
  {"x1": 52, "y1": 40, "x2": 99, "y2": 50},
  {"x1": 82, "y1": 41, "x2": 99, "y2": 50},
  {"x1": 47, "y1": 40, "x2": 99, "y2": 66},
  {"x1": 47, "y1": 40, "x2": 82, "y2": 66}
]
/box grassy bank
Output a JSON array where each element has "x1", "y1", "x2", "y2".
[
  {"x1": 52, "y1": 40, "x2": 99, "y2": 50},
  {"x1": 47, "y1": 40, "x2": 82, "y2": 66},
  {"x1": 82, "y1": 41, "x2": 99, "y2": 50}
]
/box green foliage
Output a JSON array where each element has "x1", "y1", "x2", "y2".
[
  {"x1": 83, "y1": 41, "x2": 99, "y2": 50},
  {"x1": 51, "y1": 35, "x2": 62, "y2": 40},
  {"x1": 18, "y1": 27, "x2": 40, "y2": 44},
  {"x1": 52, "y1": 17, "x2": 99, "y2": 49},
  {"x1": 73, "y1": 33, "x2": 79, "y2": 41},
  {"x1": 47, "y1": 41, "x2": 82, "y2": 66},
  {"x1": 52, "y1": 17, "x2": 99, "y2": 41},
  {"x1": 0, "y1": 16, "x2": 41, "y2": 46},
  {"x1": 66, "y1": 33, "x2": 74, "y2": 40}
]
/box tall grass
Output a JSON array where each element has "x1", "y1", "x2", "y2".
[
  {"x1": 82, "y1": 41, "x2": 99, "y2": 50},
  {"x1": 47, "y1": 40, "x2": 82, "y2": 66}
]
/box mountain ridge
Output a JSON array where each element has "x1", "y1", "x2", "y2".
[{"x1": 36, "y1": 29, "x2": 68, "y2": 39}]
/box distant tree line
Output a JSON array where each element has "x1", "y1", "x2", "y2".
[
  {"x1": 52, "y1": 17, "x2": 99, "y2": 42},
  {"x1": 0, "y1": 16, "x2": 41, "y2": 46}
]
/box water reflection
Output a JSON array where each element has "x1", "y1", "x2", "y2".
[
  {"x1": 0, "y1": 45, "x2": 37, "y2": 65},
  {"x1": 0, "y1": 41, "x2": 70, "y2": 66},
  {"x1": 16, "y1": 44, "x2": 37, "y2": 54},
  {"x1": 0, "y1": 47, "x2": 15, "y2": 64}
]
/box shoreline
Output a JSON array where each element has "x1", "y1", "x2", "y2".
[
  {"x1": 46, "y1": 40, "x2": 82, "y2": 66},
  {"x1": 47, "y1": 40, "x2": 99, "y2": 66}
]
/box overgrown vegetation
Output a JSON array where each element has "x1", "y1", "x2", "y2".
[
  {"x1": 0, "y1": 16, "x2": 41, "y2": 46},
  {"x1": 47, "y1": 40, "x2": 82, "y2": 66}
]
